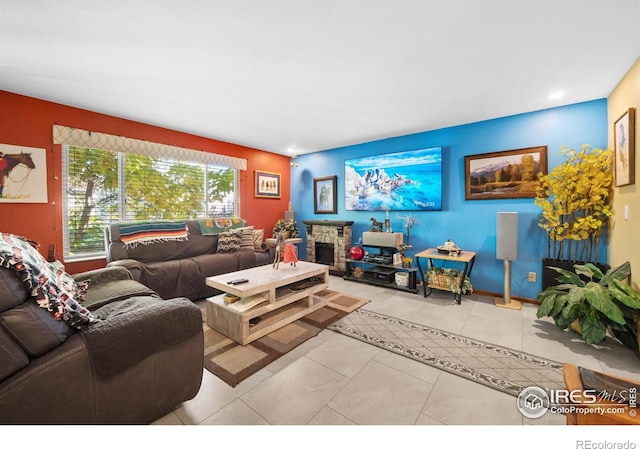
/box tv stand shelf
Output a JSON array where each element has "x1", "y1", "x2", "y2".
[{"x1": 344, "y1": 244, "x2": 418, "y2": 293}]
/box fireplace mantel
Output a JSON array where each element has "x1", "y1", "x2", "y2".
[{"x1": 301, "y1": 220, "x2": 354, "y2": 227}]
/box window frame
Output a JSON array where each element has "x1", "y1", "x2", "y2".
[{"x1": 61, "y1": 144, "x2": 239, "y2": 261}]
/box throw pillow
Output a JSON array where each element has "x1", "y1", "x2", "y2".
[
  {"x1": 253, "y1": 229, "x2": 265, "y2": 249},
  {"x1": 238, "y1": 226, "x2": 255, "y2": 250},
  {"x1": 217, "y1": 229, "x2": 242, "y2": 253}
]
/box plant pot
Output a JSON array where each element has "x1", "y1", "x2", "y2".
[
  {"x1": 542, "y1": 258, "x2": 609, "y2": 290},
  {"x1": 395, "y1": 272, "x2": 409, "y2": 288},
  {"x1": 570, "y1": 320, "x2": 581, "y2": 335}
]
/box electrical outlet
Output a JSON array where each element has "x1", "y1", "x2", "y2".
[{"x1": 528, "y1": 272, "x2": 537, "y2": 282}]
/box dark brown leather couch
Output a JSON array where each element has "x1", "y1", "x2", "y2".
[
  {"x1": 0, "y1": 265, "x2": 204, "y2": 424},
  {"x1": 105, "y1": 219, "x2": 274, "y2": 300}
]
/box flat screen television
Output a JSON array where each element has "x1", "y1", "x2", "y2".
[{"x1": 344, "y1": 146, "x2": 442, "y2": 211}]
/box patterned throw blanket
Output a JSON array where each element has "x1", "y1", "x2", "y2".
[
  {"x1": 197, "y1": 217, "x2": 246, "y2": 235},
  {"x1": 118, "y1": 220, "x2": 189, "y2": 248},
  {"x1": 0, "y1": 233, "x2": 98, "y2": 329}
]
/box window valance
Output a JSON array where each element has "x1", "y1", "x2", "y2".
[{"x1": 53, "y1": 125, "x2": 247, "y2": 170}]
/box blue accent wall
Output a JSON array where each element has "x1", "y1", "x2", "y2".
[{"x1": 290, "y1": 99, "x2": 608, "y2": 299}]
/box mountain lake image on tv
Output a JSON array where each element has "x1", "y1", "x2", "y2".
[{"x1": 344, "y1": 147, "x2": 442, "y2": 211}]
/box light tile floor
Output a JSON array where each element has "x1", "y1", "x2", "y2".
[{"x1": 153, "y1": 276, "x2": 640, "y2": 428}]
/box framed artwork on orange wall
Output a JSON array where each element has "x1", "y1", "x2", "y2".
[
  {"x1": 254, "y1": 170, "x2": 281, "y2": 198},
  {"x1": 0, "y1": 143, "x2": 48, "y2": 203}
]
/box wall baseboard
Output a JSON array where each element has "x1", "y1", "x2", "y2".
[{"x1": 473, "y1": 289, "x2": 537, "y2": 305}]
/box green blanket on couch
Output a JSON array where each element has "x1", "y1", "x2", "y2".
[{"x1": 197, "y1": 217, "x2": 247, "y2": 235}]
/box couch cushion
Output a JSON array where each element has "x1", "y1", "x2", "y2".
[
  {"x1": 83, "y1": 279, "x2": 159, "y2": 311},
  {"x1": 139, "y1": 259, "x2": 203, "y2": 300},
  {"x1": 84, "y1": 296, "x2": 202, "y2": 379},
  {"x1": 216, "y1": 229, "x2": 242, "y2": 253},
  {"x1": 237, "y1": 249, "x2": 259, "y2": 270},
  {"x1": 0, "y1": 324, "x2": 29, "y2": 383},
  {"x1": 0, "y1": 300, "x2": 76, "y2": 358},
  {"x1": 124, "y1": 233, "x2": 217, "y2": 263},
  {"x1": 254, "y1": 249, "x2": 272, "y2": 267},
  {"x1": 0, "y1": 268, "x2": 28, "y2": 313},
  {"x1": 191, "y1": 253, "x2": 241, "y2": 278},
  {"x1": 107, "y1": 220, "x2": 218, "y2": 263}
]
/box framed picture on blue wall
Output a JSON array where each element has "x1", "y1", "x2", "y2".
[
  {"x1": 314, "y1": 175, "x2": 337, "y2": 214},
  {"x1": 464, "y1": 146, "x2": 547, "y2": 200}
]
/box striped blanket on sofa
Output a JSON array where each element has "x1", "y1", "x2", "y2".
[{"x1": 118, "y1": 220, "x2": 189, "y2": 248}]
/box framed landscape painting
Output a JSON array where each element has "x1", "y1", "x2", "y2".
[
  {"x1": 254, "y1": 170, "x2": 281, "y2": 198},
  {"x1": 464, "y1": 146, "x2": 547, "y2": 200}
]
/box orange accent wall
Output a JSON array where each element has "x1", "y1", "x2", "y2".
[{"x1": 0, "y1": 90, "x2": 290, "y2": 273}]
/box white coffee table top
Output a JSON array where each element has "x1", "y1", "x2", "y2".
[{"x1": 205, "y1": 260, "x2": 327, "y2": 297}]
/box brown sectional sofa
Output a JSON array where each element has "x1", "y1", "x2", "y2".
[
  {"x1": 0, "y1": 265, "x2": 203, "y2": 424},
  {"x1": 105, "y1": 219, "x2": 275, "y2": 300}
]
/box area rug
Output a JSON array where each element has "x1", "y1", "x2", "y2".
[
  {"x1": 201, "y1": 290, "x2": 368, "y2": 387},
  {"x1": 328, "y1": 308, "x2": 565, "y2": 397}
]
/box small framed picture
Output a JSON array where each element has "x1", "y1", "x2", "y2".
[
  {"x1": 614, "y1": 108, "x2": 636, "y2": 187},
  {"x1": 314, "y1": 175, "x2": 337, "y2": 214},
  {"x1": 254, "y1": 170, "x2": 281, "y2": 198}
]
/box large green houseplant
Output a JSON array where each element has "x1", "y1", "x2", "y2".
[
  {"x1": 536, "y1": 261, "x2": 640, "y2": 350},
  {"x1": 535, "y1": 145, "x2": 613, "y2": 288}
]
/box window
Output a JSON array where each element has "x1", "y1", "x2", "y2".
[{"x1": 62, "y1": 145, "x2": 238, "y2": 260}]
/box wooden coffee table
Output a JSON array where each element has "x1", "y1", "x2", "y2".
[{"x1": 205, "y1": 261, "x2": 329, "y2": 345}]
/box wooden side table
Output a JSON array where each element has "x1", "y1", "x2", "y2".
[{"x1": 414, "y1": 248, "x2": 476, "y2": 304}]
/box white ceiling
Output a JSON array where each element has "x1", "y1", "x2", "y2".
[{"x1": 1, "y1": 0, "x2": 639, "y2": 156}]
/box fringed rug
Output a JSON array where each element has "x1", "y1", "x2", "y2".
[
  {"x1": 328, "y1": 308, "x2": 565, "y2": 397},
  {"x1": 201, "y1": 290, "x2": 368, "y2": 387}
]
